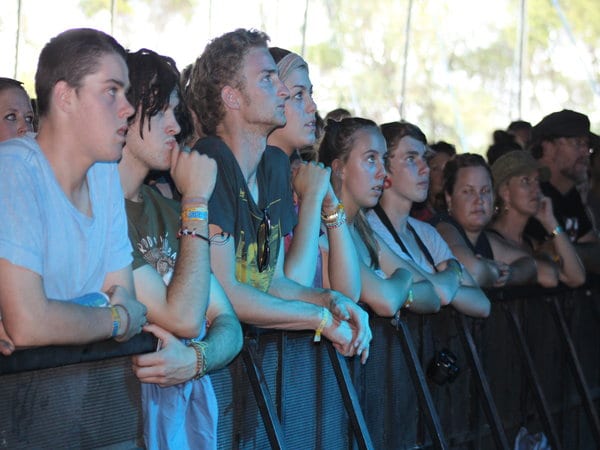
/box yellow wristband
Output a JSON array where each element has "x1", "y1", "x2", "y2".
[
  {"x1": 109, "y1": 305, "x2": 121, "y2": 338},
  {"x1": 314, "y1": 308, "x2": 331, "y2": 343}
]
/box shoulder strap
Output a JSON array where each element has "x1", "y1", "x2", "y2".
[
  {"x1": 406, "y1": 221, "x2": 438, "y2": 272},
  {"x1": 373, "y1": 203, "x2": 415, "y2": 261}
]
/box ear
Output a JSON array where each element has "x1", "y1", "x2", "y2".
[
  {"x1": 331, "y1": 158, "x2": 344, "y2": 180},
  {"x1": 221, "y1": 85, "x2": 240, "y2": 110},
  {"x1": 445, "y1": 192, "x2": 452, "y2": 212},
  {"x1": 498, "y1": 182, "x2": 510, "y2": 206},
  {"x1": 52, "y1": 80, "x2": 74, "y2": 113}
]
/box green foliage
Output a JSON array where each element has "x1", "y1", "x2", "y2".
[
  {"x1": 315, "y1": 0, "x2": 600, "y2": 151},
  {"x1": 78, "y1": 0, "x2": 195, "y2": 23}
]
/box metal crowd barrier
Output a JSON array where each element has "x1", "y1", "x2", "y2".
[{"x1": 1, "y1": 280, "x2": 599, "y2": 449}]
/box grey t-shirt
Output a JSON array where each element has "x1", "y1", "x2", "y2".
[{"x1": 0, "y1": 135, "x2": 132, "y2": 300}]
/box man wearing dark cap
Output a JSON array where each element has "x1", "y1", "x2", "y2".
[{"x1": 526, "y1": 109, "x2": 600, "y2": 273}]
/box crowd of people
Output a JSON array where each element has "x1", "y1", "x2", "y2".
[{"x1": 0, "y1": 26, "x2": 598, "y2": 449}]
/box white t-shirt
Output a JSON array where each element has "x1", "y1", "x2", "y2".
[
  {"x1": 367, "y1": 209, "x2": 454, "y2": 274},
  {"x1": 0, "y1": 135, "x2": 132, "y2": 300}
]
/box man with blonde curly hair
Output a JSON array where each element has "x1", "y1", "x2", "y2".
[{"x1": 189, "y1": 28, "x2": 372, "y2": 361}]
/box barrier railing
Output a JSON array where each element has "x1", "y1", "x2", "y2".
[{"x1": 1, "y1": 281, "x2": 599, "y2": 449}]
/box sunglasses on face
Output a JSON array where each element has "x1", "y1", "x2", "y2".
[{"x1": 257, "y1": 208, "x2": 271, "y2": 273}]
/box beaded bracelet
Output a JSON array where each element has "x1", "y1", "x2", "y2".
[
  {"x1": 177, "y1": 228, "x2": 211, "y2": 244},
  {"x1": 403, "y1": 289, "x2": 414, "y2": 309},
  {"x1": 189, "y1": 340, "x2": 209, "y2": 379},
  {"x1": 313, "y1": 308, "x2": 331, "y2": 343}
]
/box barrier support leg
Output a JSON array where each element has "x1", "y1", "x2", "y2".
[
  {"x1": 326, "y1": 341, "x2": 374, "y2": 450},
  {"x1": 503, "y1": 304, "x2": 562, "y2": 450},
  {"x1": 241, "y1": 339, "x2": 287, "y2": 450},
  {"x1": 454, "y1": 313, "x2": 510, "y2": 450},
  {"x1": 395, "y1": 317, "x2": 449, "y2": 450},
  {"x1": 548, "y1": 297, "x2": 600, "y2": 445}
]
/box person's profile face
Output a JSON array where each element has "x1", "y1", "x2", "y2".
[
  {"x1": 69, "y1": 52, "x2": 135, "y2": 163},
  {"x1": 552, "y1": 136, "x2": 591, "y2": 184},
  {"x1": 237, "y1": 47, "x2": 290, "y2": 132},
  {"x1": 270, "y1": 67, "x2": 316, "y2": 153},
  {"x1": 0, "y1": 87, "x2": 34, "y2": 142},
  {"x1": 385, "y1": 136, "x2": 430, "y2": 205},
  {"x1": 339, "y1": 127, "x2": 387, "y2": 210},
  {"x1": 126, "y1": 89, "x2": 181, "y2": 171},
  {"x1": 503, "y1": 170, "x2": 542, "y2": 217}
]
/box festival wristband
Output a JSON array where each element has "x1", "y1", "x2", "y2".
[
  {"x1": 182, "y1": 206, "x2": 208, "y2": 222},
  {"x1": 314, "y1": 308, "x2": 331, "y2": 343}
]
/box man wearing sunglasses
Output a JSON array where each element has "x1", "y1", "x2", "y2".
[
  {"x1": 526, "y1": 109, "x2": 600, "y2": 273},
  {"x1": 189, "y1": 28, "x2": 371, "y2": 362}
]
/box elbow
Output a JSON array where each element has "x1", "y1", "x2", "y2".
[
  {"x1": 467, "y1": 264, "x2": 493, "y2": 288},
  {"x1": 371, "y1": 304, "x2": 398, "y2": 318},
  {"x1": 366, "y1": 296, "x2": 402, "y2": 318},
  {"x1": 538, "y1": 274, "x2": 559, "y2": 289},
  {"x1": 5, "y1": 317, "x2": 42, "y2": 347},
  {"x1": 172, "y1": 316, "x2": 205, "y2": 340},
  {"x1": 233, "y1": 322, "x2": 244, "y2": 356},
  {"x1": 475, "y1": 301, "x2": 491, "y2": 318},
  {"x1": 564, "y1": 272, "x2": 586, "y2": 288}
]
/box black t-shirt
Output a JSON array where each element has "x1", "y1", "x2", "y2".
[
  {"x1": 193, "y1": 136, "x2": 296, "y2": 292},
  {"x1": 430, "y1": 212, "x2": 494, "y2": 259},
  {"x1": 525, "y1": 182, "x2": 592, "y2": 243}
]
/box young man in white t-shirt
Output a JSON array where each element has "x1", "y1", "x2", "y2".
[{"x1": 0, "y1": 28, "x2": 147, "y2": 353}]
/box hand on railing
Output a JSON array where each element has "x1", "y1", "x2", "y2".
[
  {"x1": 0, "y1": 318, "x2": 15, "y2": 356},
  {"x1": 131, "y1": 323, "x2": 196, "y2": 387},
  {"x1": 328, "y1": 292, "x2": 372, "y2": 364}
]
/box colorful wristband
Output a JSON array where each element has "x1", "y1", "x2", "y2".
[
  {"x1": 182, "y1": 206, "x2": 208, "y2": 222},
  {"x1": 113, "y1": 304, "x2": 131, "y2": 341},
  {"x1": 109, "y1": 306, "x2": 121, "y2": 338}
]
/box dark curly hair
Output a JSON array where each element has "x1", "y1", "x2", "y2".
[
  {"x1": 125, "y1": 48, "x2": 192, "y2": 144},
  {"x1": 189, "y1": 28, "x2": 270, "y2": 136}
]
